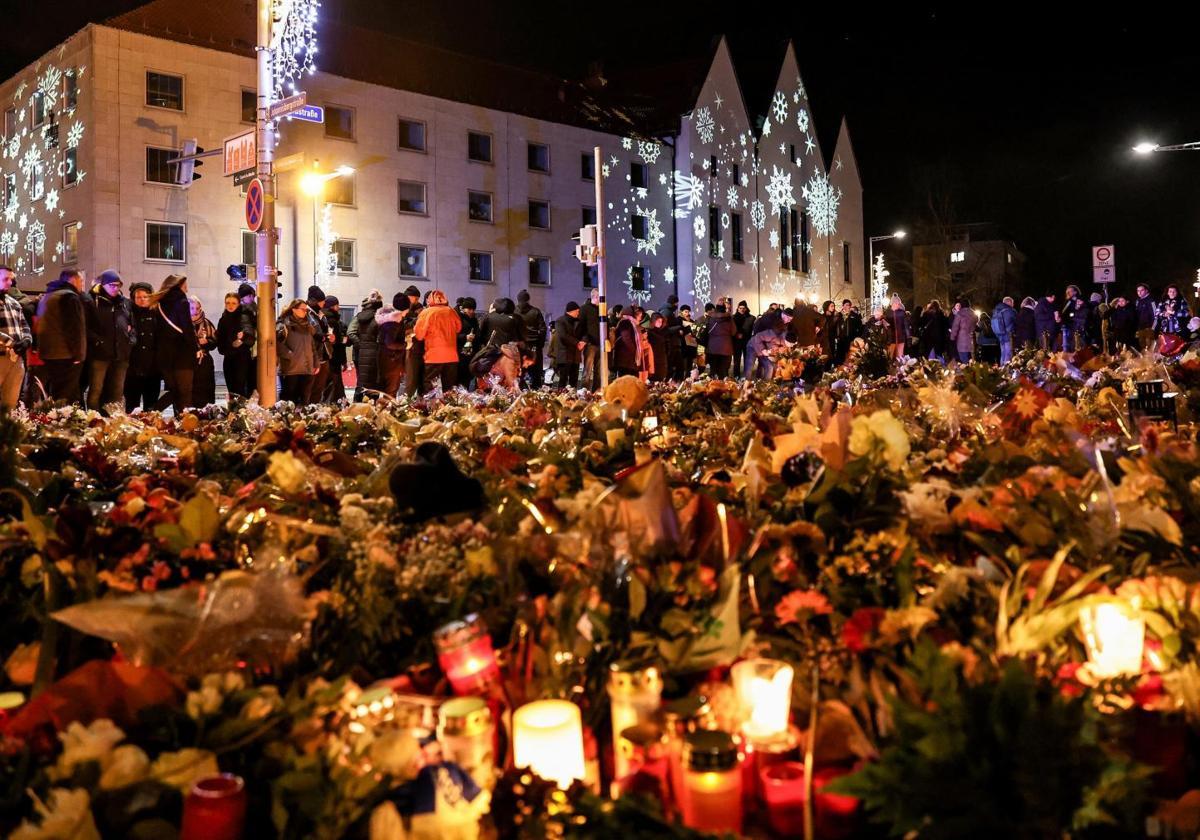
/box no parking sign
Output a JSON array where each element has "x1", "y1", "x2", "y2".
[
  {"x1": 1092, "y1": 244, "x2": 1115, "y2": 284},
  {"x1": 245, "y1": 178, "x2": 265, "y2": 233}
]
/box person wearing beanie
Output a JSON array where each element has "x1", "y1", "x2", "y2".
[
  {"x1": 347, "y1": 290, "x2": 384, "y2": 402},
  {"x1": 515, "y1": 290, "x2": 547, "y2": 388},
  {"x1": 237, "y1": 283, "x2": 256, "y2": 304},
  {"x1": 732, "y1": 300, "x2": 755, "y2": 377},
  {"x1": 403, "y1": 290, "x2": 425, "y2": 398},
  {"x1": 320, "y1": 295, "x2": 349, "y2": 402},
  {"x1": 456, "y1": 297, "x2": 479, "y2": 385},
  {"x1": 404, "y1": 285, "x2": 421, "y2": 306},
  {"x1": 551, "y1": 301, "x2": 584, "y2": 387},
  {"x1": 123, "y1": 281, "x2": 160, "y2": 410},
  {"x1": 376, "y1": 293, "x2": 411, "y2": 398},
  {"x1": 657, "y1": 293, "x2": 684, "y2": 380},
  {"x1": 307, "y1": 285, "x2": 326, "y2": 304},
  {"x1": 216, "y1": 289, "x2": 257, "y2": 402},
  {"x1": 84, "y1": 269, "x2": 136, "y2": 411},
  {"x1": 413, "y1": 289, "x2": 462, "y2": 393},
  {"x1": 305, "y1": 285, "x2": 333, "y2": 402}
]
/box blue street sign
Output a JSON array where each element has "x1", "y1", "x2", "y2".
[{"x1": 288, "y1": 105, "x2": 325, "y2": 124}]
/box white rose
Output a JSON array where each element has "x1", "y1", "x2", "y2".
[
  {"x1": 150, "y1": 748, "x2": 220, "y2": 792},
  {"x1": 53, "y1": 720, "x2": 126, "y2": 779},
  {"x1": 99, "y1": 745, "x2": 150, "y2": 790},
  {"x1": 11, "y1": 788, "x2": 100, "y2": 840}
]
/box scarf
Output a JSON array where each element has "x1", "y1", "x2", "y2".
[
  {"x1": 192, "y1": 314, "x2": 216, "y2": 345},
  {"x1": 622, "y1": 314, "x2": 645, "y2": 360}
]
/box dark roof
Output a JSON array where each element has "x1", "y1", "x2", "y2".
[{"x1": 104, "y1": 0, "x2": 690, "y2": 137}]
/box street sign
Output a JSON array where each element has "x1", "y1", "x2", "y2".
[
  {"x1": 223, "y1": 130, "x2": 255, "y2": 176},
  {"x1": 245, "y1": 178, "x2": 265, "y2": 233},
  {"x1": 286, "y1": 104, "x2": 324, "y2": 124},
  {"x1": 1092, "y1": 245, "x2": 1115, "y2": 268},
  {"x1": 269, "y1": 91, "x2": 308, "y2": 120},
  {"x1": 232, "y1": 168, "x2": 255, "y2": 188},
  {"x1": 1093, "y1": 266, "x2": 1116, "y2": 284}
]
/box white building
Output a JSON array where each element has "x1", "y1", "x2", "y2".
[{"x1": 0, "y1": 0, "x2": 864, "y2": 333}]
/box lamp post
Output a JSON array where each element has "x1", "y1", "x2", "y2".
[
  {"x1": 867, "y1": 230, "x2": 906, "y2": 279},
  {"x1": 1133, "y1": 140, "x2": 1200, "y2": 154},
  {"x1": 299, "y1": 164, "x2": 355, "y2": 296}
]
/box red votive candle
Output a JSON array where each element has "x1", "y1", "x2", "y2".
[
  {"x1": 433, "y1": 614, "x2": 501, "y2": 696},
  {"x1": 761, "y1": 761, "x2": 807, "y2": 836},
  {"x1": 180, "y1": 773, "x2": 246, "y2": 840},
  {"x1": 814, "y1": 766, "x2": 860, "y2": 839}
]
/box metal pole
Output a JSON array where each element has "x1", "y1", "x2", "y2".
[
  {"x1": 593, "y1": 146, "x2": 609, "y2": 391},
  {"x1": 255, "y1": 0, "x2": 278, "y2": 407}
]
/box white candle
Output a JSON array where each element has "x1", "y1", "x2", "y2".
[
  {"x1": 731, "y1": 658, "x2": 794, "y2": 743},
  {"x1": 513, "y1": 700, "x2": 586, "y2": 789},
  {"x1": 1080, "y1": 602, "x2": 1145, "y2": 678}
]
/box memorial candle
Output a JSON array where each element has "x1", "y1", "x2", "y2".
[
  {"x1": 731, "y1": 658, "x2": 794, "y2": 744},
  {"x1": 1080, "y1": 602, "x2": 1145, "y2": 678},
  {"x1": 180, "y1": 774, "x2": 246, "y2": 840},
  {"x1": 681, "y1": 731, "x2": 743, "y2": 834},
  {"x1": 512, "y1": 699, "x2": 586, "y2": 789},
  {"x1": 433, "y1": 614, "x2": 501, "y2": 696}
]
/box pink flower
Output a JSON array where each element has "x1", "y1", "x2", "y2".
[{"x1": 775, "y1": 589, "x2": 833, "y2": 625}]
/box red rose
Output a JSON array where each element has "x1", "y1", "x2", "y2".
[
  {"x1": 841, "y1": 607, "x2": 886, "y2": 653},
  {"x1": 483, "y1": 445, "x2": 523, "y2": 473}
]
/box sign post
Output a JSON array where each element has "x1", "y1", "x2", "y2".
[
  {"x1": 1092, "y1": 245, "x2": 1115, "y2": 297},
  {"x1": 255, "y1": 0, "x2": 278, "y2": 407},
  {"x1": 593, "y1": 146, "x2": 609, "y2": 392}
]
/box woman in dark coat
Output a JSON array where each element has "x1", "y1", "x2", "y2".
[
  {"x1": 612, "y1": 306, "x2": 645, "y2": 378},
  {"x1": 277, "y1": 298, "x2": 318, "y2": 405},
  {"x1": 647, "y1": 313, "x2": 670, "y2": 383},
  {"x1": 216, "y1": 292, "x2": 256, "y2": 401},
  {"x1": 918, "y1": 300, "x2": 949, "y2": 361},
  {"x1": 732, "y1": 301, "x2": 755, "y2": 377},
  {"x1": 884, "y1": 295, "x2": 911, "y2": 357},
  {"x1": 1013, "y1": 297, "x2": 1038, "y2": 351},
  {"x1": 820, "y1": 300, "x2": 838, "y2": 357},
  {"x1": 704, "y1": 304, "x2": 735, "y2": 378},
  {"x1": 151, "y1": 274, "x2": 198, "y2": 414},
  {"x1": 189, "y1": 296, "x2": 217, "y2": 407},
  {"x1": 376, "y1": 294, "x2": 410, "y2": 398},
  {"x1": 477, "y1": 297, "x2": 524, "y2": 348},
  {"x1": 347, "y1": 291, "x2": 382, "y2": 402}
]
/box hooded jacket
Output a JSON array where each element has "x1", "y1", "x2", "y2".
[
  {"x1": 86, "y1": 284, "x2": 136, "y2": 363},
  {"x1": 276, "y1": 310, "x2": 318, "y2": 376},
  {"x1": 414, "y1": 302, "x2": 462, "y2": 364},
  {"x1": 348, "y1": 298, "x2": 383, "y2": 381},
  {"x1": 35, "y1": 276, "x2": 87, "y2": 362},
  {"x1": 704, "y1": 311, "x2": 735, "y2": 356},
  {"x1": 1013, "y1": 301, "x2": 1037, "y2": 348}
]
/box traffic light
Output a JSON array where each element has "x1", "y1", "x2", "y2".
[{"x1": 178, "y1": 138, "x2": 204, "y2": 187}]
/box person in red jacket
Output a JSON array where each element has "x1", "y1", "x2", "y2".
[{"x1": 413, "y1": 289, "x2": 462, "y2": 393}]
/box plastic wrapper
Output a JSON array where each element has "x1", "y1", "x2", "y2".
[{"x1": 51, "y1": 570, "x2": 314, "y2": 678}]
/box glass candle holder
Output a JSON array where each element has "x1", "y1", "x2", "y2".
[
  {"x1": 607, "y1": 663, "x2": 662, "y2": 793},
  {"x1": 682, "y1": 730, "x2": 743, "y2": 834},
  {"x1": 1080, "y1": 602, "x2": 1145, "y2": 678},
  {"x1": 731, "y1": 658, "x2": 794, "y2": 744},
  {"x1": 616, "y1": 722, "x2": 671, "y2": 809},
  {"x1": 437, "y1": 696, "x2": 496, "y2": 791},
  {"x1": 433, "y1": 614, "x2": 501, "y2": 696},
  {"x1": 761, "y1": 761, "x2": 807, "y2": 836},
  {"x1": 513, "y1": 699, "x2": 586, "y2": 789},
  {"x1": 180, "y1": 774, "x2": 246, "y2": 840},
  {"x1": 661, "y1": 694, "x2": 714, "y2": 816}
]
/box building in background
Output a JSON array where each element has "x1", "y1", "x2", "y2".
[
  {"x1": 911, "y1": 223, "x2": 1025, "y2": 308},
  {"x1": 0, "y1": 0, "x2": 863, "y2": 333}
]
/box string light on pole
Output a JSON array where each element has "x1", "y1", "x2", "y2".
[{"x1": 270, "y1": 0, "x2": 320, "y2": 102}]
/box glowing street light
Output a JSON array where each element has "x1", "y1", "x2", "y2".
[
  {"x1": 300, "y1": 164, "x2": 356, "y2": 284},
  {"x1": 1132, "y1": 139, "x2": 1200, "y2": 154}
]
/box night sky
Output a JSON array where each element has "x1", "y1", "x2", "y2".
[{"x1": 3, "y1": 0, "x2": 1197, "y2": 299}]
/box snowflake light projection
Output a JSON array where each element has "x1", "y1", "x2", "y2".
[
  {"x1": 66, "y1": 121, "x2": 84, "y2": 149},
  {"x1": 38, "y1": 66, "x2": 63, "y2": 110},
  {"x1": 634, "y1": 206, "x2": 664, "y2": 256},
  {"x1": 637, "y1": 140, "x2": 661, "y2": 165},
  {"x1": 694, "y1": 107, "x2": 715, "y2": 143},
  {"x1": 693, "y1": 214, "x2": 706, "y2": 240},
  {"x1": 761, "y1": 117, "x2": 771, "y2": 138},
  {"x1": 26, "y1": 220, "x2": 45, "y2": 256},
  {"x1": 871, "y1": 253, "x2": 891, "y2": 312},
  {"x1": 725, "y1": 186, "x2": 739, "y2": 208},
  {"x1": 796, "y1": 108, "x2": 809, "y2": 133},
  {"x1": 749, "y1": 200, "x2": 766, "y2": 230},
  {"x1": 721, "y1": 212, "x2": 730, "y2": 230},
  {"x1": 0, "y1": 231, "x2": 16, "y2": 259},
  {"x1": 801, "y1": 172, "x2": 842, "y2": 237},
  {"x1": 768, "y1": 229, "x2": 779, "y2": 250},
  {"x1": 664, "y1": 266, "x2": 675, "y2": 286},
  {"x1": 692, "y1": 263, "x2": 712, "y2": 304},
  {"x1": 625, "y1": 263, "x2": 654, "y2": 304},
  {"x1": 271, "y1": 0, "x2": 320, "y2": 100},
  {"x1": 804, "y1": 134, "x2": 816, "y2": 156},
  {"x1": 44, "y1": 189, "x2": 59, "y2": 213},
  {"x1": 621, "y1": 137, "x2": 633, "y2": 150},
  {"x1": 765, "y1": 166, "x2": 795, "y2": 218},
  {"x1": 673, "y1": 170, "x2": 705, "y2": 218},
  {"x1": 771, "y1": 90, "x2": 788, "y2": 124}
]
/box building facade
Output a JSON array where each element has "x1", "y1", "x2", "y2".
[
  {"x1": 0, "y1": 2, "x2": 864, "y2": 338},
  {"x1": 911, "y1": 223, "x2": 1026, "y2": 309}
]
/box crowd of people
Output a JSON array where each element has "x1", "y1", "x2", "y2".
[{"x1": 0, "y1": 265, "x2": 1195, "y2": 412}]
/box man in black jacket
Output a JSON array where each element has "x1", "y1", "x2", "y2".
[
  {"x1": 125, "y1": 282, "x2": 161, "y2": 411},
  {"x1": 552, "y1": 302, "x2": 584, "y2": 387},
  {"x1": 321, "y1": 296, "x2": 348, "y2": 402},
  {"x1": 516, "y1": 290, "x2": 547, "y2": 388},
  {"x1": 347, "y1": 290, "x2": 383, "y2": 402},
  {"x1": 579, "y1": 288, "x2": 601, "y2": 389},
  {"x1": 35, "y1": 269, "x2": 88, "y2": 403},
  {"x1": 1134, "y1": 284, "x2": 1157, "y2": 349},
  {"x1": 85, "y1": 270, "x2": 136, "y2": 411},
  {"x1": 305, "y1": 285, "x2": 333, "y2": 403},
  {"x1": 455, "y1": 297, "x2": 479, "y2": 386}
]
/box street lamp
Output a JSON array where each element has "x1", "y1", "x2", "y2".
[
  {"x1": 1133, "y1": 140, "x2": 1200, "y2": 154},
  {"x1": 299, "y1": 163, "x2": 355, "y2": 288},
  {"x1": 868, "y1": 230, "x2": 906, "y2": 287}
]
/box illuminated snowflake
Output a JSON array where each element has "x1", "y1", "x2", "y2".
[
  {"x1": 761, "y1": 117, "x2": 771, "y2": 138},
  {"x1": 801, "y1": 172, "x2": 842, "y2": 237},
  {"x1": 66, "y1": 121, "x2": 84, "y2": 148},
  {"x1": 601, "y1": 164, "x2": 610, "y2": 178},
  {"x1": 797, "y1": 108, "x2": 809, "y2": 133},
  {"x1": 695, "y1": 107, "x2": 715, "y2": 143},
  {"x1": 26, "y1": 219, "x2": 45, "y2": 253},
  {"x1": 0, "y1": 230, "x2": 15, "y2": 257},
  {"x1": 713, "y1": 92, "x2": 723, "y2": 110},
  {"x1": 701, "y1": 157, "x2": 710, "y2": 171},
  {"x1": 18, "y1": 213, "x2": 27, "y2": 231},
  {"x1": 610, "y1": 155, "x2": 619, "y2": 168},
  {"x1": 692, "y1": 263, "x2": 711, "y2": 304},
  {"x1": 805, "y1": 134, "x2": 816, "y2": 156},
  {"x1": 3, "y1": 204, "x2": 15, "y2": 224},
  {"x1": 749, "y1": 253, "x2": 758, "y2": 268},
  {"x1": 44, "y1": 188, "x2": 58, "y2": 213},
  {"x1": 54, "y1": 241, "x2": 63, "y2": 256},
  {"x1": 740, "y1": 171, "x2": 749, "y2": 188},
  {"x1": 721, "y1": 212, "x2": 730, "y2": 230},
  {"x1": 634, "y1": 206, "x2": 664, "y2": 256},
  {"x1": 637, "y1": 140, "x2": 660, "y2": 165},
  {"x1": 768, "y1": 229, "x2": 780, "y2": 250},
  {"x1": 672, "y1": 170, "x2": 705, "y2": 217},
  {"x1": 635, "y1": 187, "x2": 648, "y2": 200},
  {"x1": 771, "y1": 90, "x2": 788, "y2": 124},
  {"x1": 726, "y1": 186, "x2": 739, "y2": 207},
  {"x1": 621, "y1": 137, "x2": 633, "y2": 150},
  {"x1": 38, "y1": 66, "x2": 62, "y2": 109},
  {"x1": 765, "y1": 165, "x2": 795, "y2": 217},
  {"x1": 749, "y1": 200, "x2": 766, "y2": 230},
  {"x1": 624, "y1": 262, "x2": 654, "y2": 304},
  {"x1": 19, "y1": 146, "x2": 40, "y2": 180},
  {"x1": 835, "y1": 156, "x2": 844, "y2": 171},
  {"x1": 658, "y1": 172, "x2": 667, "y2": 185},
  {"x1": 693, "y1": 214, "x2": 706, "y2": 240},
  {"x1": 5, "y1": 137, "x2": 18, "y2": 159}
]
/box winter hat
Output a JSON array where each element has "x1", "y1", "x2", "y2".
[
  {"x1": 667, "y1": 294, "x2": 679, "y2": 306},
  {"x1": 324, "y1": 295, "x2": 339, "y2": 308},
  {"x1": 97, "y1": 269, "x2": 122, "y2": 286},
  {"x1": 129, "y1": 281, "x2": 153, "y2": 296},
  {"x1": 392, "y1": 292, "x2": 410, "y2": 310},
  {"x1": 461, "y1": 297, "x2": 477, "y2": 310},
  {"x1": 404, "y1": 285, "x2": 421, "y2": 299},
  {"x1": 565, "y1": 301, "x2": 581, "y2": 314},
  {"x1": 517, "y1": 290, "x2": 531, "y2": 303},
  {"x1": 307, "y1": 285, "x2": 326, "y2": 303},
  {"x1": 237, "y1": 283, "x2": 256, "y2": 299}
]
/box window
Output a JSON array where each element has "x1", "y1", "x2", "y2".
[
  {"x1": 398, "y1": 244, "x2": 426, "y2": 278},
  {"x1": 528, "y1": 200, "x2": 550, "y2": 230},
  {"x1": 779, "y1": 210, "x2": 791, "y2": 271},
  {"x1": 240, "y1": 89, "x2": 255, "y2": 123},
  {"x1": 4, "y1": 173, "x2": 15, "y2": 207},
  {"x1": 326, "y1": 173, "x2": 355, "y2": 207},
  {"x1": 631, "y1": 213, "x2": 649, "y2": 240},
  {"x1": 709, "y1": 205, "x2": 719, "y2": 259},
  {"x1": 145, "y1": 71, "x2": 183, "y2": 110},
  {"x1": 397, "y1": 180, "x2": 427, "y2": 215},
  {"x1": 468, "y1": 190, "x2": 493, "y2": 223},
  {"x1": 325, "y1": 105, "x2": 355, "y2": 140},
  {"x1": 241, "y1": 230, "x2": 256, "y2": 265},
  {"x1": 630, "y1": 162, "x2": 648, "y2": 189},
  {"x1": 732, "y1": 163, "x2": 740, "y2": 185},
  {"x1": 62, "y1": 148, "x2": 77, "y2": 187},
  {"x1": 799, "y1": 210, "x2": 810, "y2": 274},
  {"x1": 30, "y1": 162, "x2": 44, "y2": 201},
  {"x1": 469, "y1": 251, "x2": 493, "y2": 283},
  {"x1": 709, "y1": 155, "x2": 717, "y2": 175},
  {"x1": 583, "y1": 264, "x2": 597, "y2": 288},
  {"x1": 334, "y1": 238, "x2": 356, "y2": 274},
  {"x1": 629, "y1": 264, "x2": 646, "y2": 292},
  {"x1": 581, "y1": 153, "x2": 595, "y2": 181},
  {"x1": 62, "y1": 222, "x2": 79, "y2": 265},
  {"x1": 528, "y1": 142, "x2": 550, "y2": 173},
  {"x1": 145, "y1": 221, "x2": 186, "y2": 262},
  {"x1": 467, "y1": 131, "x2": 492, "y2": 163},
  {"x1": 29, "y1": 239, "x2": 43, "y2": 273},
  {"x1": 145, "y1": 147, "x2": 180, "y2": 185},
  {"x1": 31, "y1": 91, "x2": 46, "y2": 128},
  {"x1": 398, "y1": 117, "x2": 426, "y2": 152},
  {"x1": 582, "y1": 206, "x2": 596, "y2": 227},
  {"x1": 732, "y1": 213, "x2": 743, "y2": 261},
  {"x1": 63, "y1": 72, "x2": 78, "y2": 111},
  {"x1": 528, "y1": 255, "x2": 551, "y2": 286},
  {"x1": 843, "y1": 241, "x2": 852, "y2": 284},
  {"x1": 3, "y1": 108, "x2": 14, "y2": 141},
  {"x1": 789, "y1": 144, "x2": 797, "y2": 164},
  {"x1": 950, "y1": 250, "x2": 966, "y2": 263}
]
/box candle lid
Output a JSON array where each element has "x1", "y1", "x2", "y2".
[
  {"x1": 661, "y1": 695, "x2": 712, "y2": 733},
  {"x1": 438, "y1": 696, "x2": 492, "y2": 737},
  {"x1": 620, "y1": 721, "x2": 666, "y2": 748},
  {"x1": 433, "y1": 614, "x2": 488, "y2": 650},
  {"x1": 683, "y1": 730, "x2": 738, "y2": 772},
  {"x1": 607, "y1": 663, "x2": 663, "y2": 695}
]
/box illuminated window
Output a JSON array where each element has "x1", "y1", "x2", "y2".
[
  {"x1": 528, "y1": 255, "x2": 551, "y2": 286},
  {"x1": 326, "y1": 174, "x2": 355, "y2": 207},
  {"x1": 63, "y1": 72, "x2": 78, "y2": 111},
  {"x1": 145, "y1": 147, "x2": 180, "y2": 185},
  {"x1": 397, "y1": 180, "x2": 427, "y2": 215},
  {"x1": 31, "y1": 162, "x2": 44, "y2": 200},
  {"x1": 62, "y1": 149, "x2": 77, "y2": 187},
  {"x1": 62, "y1": 222, "x2": 79, "y2": 264},
  {"x1": 29, "y1": 238, "x2": 43, "y2": 273},
  {"x1": 630, "y1": 162, "x2": 647, "y2": 189},
  {"x1": 145, "y1": 71, "x2": 183, "y2": 110},
  {"x1": 528, "y1": 142, "x2": 550, "y2": 173},
  {"x1": 325, "y1": 105, "x2": 355, "y2": 140},
  {"x1": 398, "y1": 118, "x2": 426, "y2": 152},
  {"x1": 950, "y1": 250, "x2": 965, "y2": 263},
  {"x1": 581, "y1": 153, "x2": 595, "y2": 181},
  {"x1": 240, "y1": 89, "x2": 255, "y2": 123},
  {"x1": 468, "y1": 190, "x2": 492, "y2": 223},
  {"x1": 31, "y1": 91, "x2": 46, "y2": 128},
  {"x1": 469, "y1": 251, "x2": 493, "y2": 283},
  {"x1": 528, "y1": 200, "x2": 550, "y2": 230},
  {"x1": 732, "y1": 213, "x2": 743, "y2": 261},
  {"x1": 333, "y1": 238, "x2": 356, "y2": 274},
  {"x1": 467, "y1": 131, "x2": 492, "y2": 163},
  {"x1": 398, "y1": 244, "x2": 425, "y2": 278},
  {"x1": 145, "y1": 221, "x2": 186, "y2": 262}
]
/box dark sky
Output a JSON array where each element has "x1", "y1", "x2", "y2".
[{"x1": 3, "y1": 0, "x2": 1197, "y2": 295}]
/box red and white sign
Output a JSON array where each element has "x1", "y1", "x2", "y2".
[
  {"x1": 245, "y1": 178, "x2": 265, "y2": 233},
  {"x1": 223, "y1": 130, "x2": 256, "y2": 177},
  {"x1": 1092, "y1": 245, "x2": 1114, "y2": 268}
]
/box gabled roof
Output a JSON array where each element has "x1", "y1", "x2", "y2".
[{"x1": 727, "y1": 35, "x2": 791, "y2": 132}]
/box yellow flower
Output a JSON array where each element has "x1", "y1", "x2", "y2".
[
  {"x1": 266, "y1": 450, "x2": 309, "y2": 494},
  {"x1": 11, "y1": 788, "x2": 100, "y2": 840},
  {"x1": 53, "y1": 720, "x2": 126, "y2": 779},
  {"x1": 151, "y1": 748, "x2": 219, "y2": 792},
  {"x1": 99, "y1": 744, "x2": 151, "y2": 790}
]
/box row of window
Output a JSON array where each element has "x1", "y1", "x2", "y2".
[
  {"x1": 2, "y1": 221, "x2": 80, "y2": 273},
  {"x1": 1, "y1": 148, "x2": 78, "y2": 208},
  {"x1": 1, "y1": 71, "x2": 78, "y2": 141}
]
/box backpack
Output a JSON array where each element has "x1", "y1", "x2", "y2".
[{"x1": 469, "y1": 344, "x2": 503, "y2": 378}]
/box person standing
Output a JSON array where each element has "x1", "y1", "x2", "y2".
[
  {"x1": 276, "y1": 298, "x2": 318, "y2": 404},
  {"x1": 347, "y1": 290, "x2": 383, "y2": 402},
  {"x1": 678, "y1": 304, "x2": 699, "y2": 375},
  {"x1": 949, "y1": 298, "x2": 978, "y2": 363},
  {"x1": 151, "y1": 274, "x2": 198, "y2": 415},
  {"x1": 884, "y1": 295, "x2": 911, "y2": 358},
  {"x1": 1033, "y1": 293, "x2": 1059, "y2": 351},
  {"x1": 124, "y1": 282, "x2": 161, "y2": 411},
  {"x1": 1155, "y1": 284, "x2": 1191, "y2": 337},
  {"x1": 83, "y1": 270, "x2": 135, "y2": 411},
  {"x1": 322, "y1": 296, "x2": 348, "y2": 402},
  {"x1": 403, "y1": 291, "x2": 426, "y2": 398},
  {"x1": 1108, "y1": 296, "x2": 1136, "y2": 351},
  {"x1": 916, "y1": 300, "x2": 948, "y2": 361},
  {"x1": 216, "y1": 291, "x2": 256, "y2": 401},
  {"x1": 1134, "y1": 284, "x2": 1157, "y2": 349},
  {"x1": 516, "y1": 290, "x2": 547, "y2": 388},
  {"x1": 704, "y1": 303, "x2": 734, "y2": 378},
  {"x1": 305, "y1": 285, "x2": 333, "y2": 404},
  {"x1": 455, "y1": 297, "x2": 479, "y2": 386},
  {"x1": 1061, "y1": 285, "x2": 1087, "y2": 351},
  {"x1": 612, "y1": 305, "x2": 645, "y2": 378},
  {"x1": 35, "y1": 268, "x2": 88, "y2": 403},
  {"x1": 376, "y1": 293, "x2": 410, "y2": 398},
  {"x1": 0, "y1": 267, "x2": 31, "y2": 409},
  {"x1": 551, "y1": 301, "x2": 584, "y2": 387},
  {"x1": 412, "y1": 289, "x2": 461, "y2": 393},
  {"x1": 991, "y1": 296, "x2": 1016, "y2": 363},
  {"x1": 189, "y1": 296, "x2": 217, "y2": 407},
  {"x1": 579, "y1": 288, "x2": 602, "y2": 389},
  {"x1": 1014, "y1": 297, "x2": 1038, "y2": 351},
  {"x1": 834, "y1": 299, "x2": 863, "y2": 364},
  {"x1": 732, "y1": 300, "x2": 755, "y2": 376}
]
